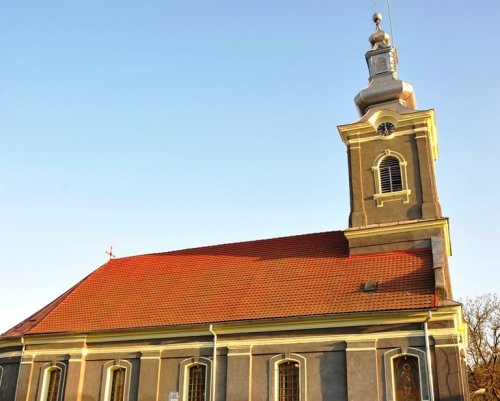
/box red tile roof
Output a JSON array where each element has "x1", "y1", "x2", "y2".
[{"x1": 3, "y1": 231, "x2": 435, "y2": 337}]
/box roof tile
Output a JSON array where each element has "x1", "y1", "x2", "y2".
[{"x1": 2, "y1": 231, "x2": 435, "y2": 337}]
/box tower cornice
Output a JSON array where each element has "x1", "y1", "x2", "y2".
[{"x1": 337, "y1": 109, "x2": 439, "y2": 161}]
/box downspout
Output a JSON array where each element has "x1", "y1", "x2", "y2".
[
  {"x1": 13, "y1": 336, "x2": 25, "y2": 401},
  {"x1": 209, "y1": 325, "x2": 217, "y2": 401},
  {"x1": 424, "y1": 312, "x2": 435, "y2": 401}
]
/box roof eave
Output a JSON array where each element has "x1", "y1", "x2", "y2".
[{"x1": 1, "y1": 306, "x2": 464, "y2": 345}]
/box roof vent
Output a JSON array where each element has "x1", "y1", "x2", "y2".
[{"x1": 363, "y1": 281, "x2": 378, "y2": 292}]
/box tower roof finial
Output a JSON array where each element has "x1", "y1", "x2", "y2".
[{"x1": 369, "y1": 12, "x2": 391, "y2": 50}]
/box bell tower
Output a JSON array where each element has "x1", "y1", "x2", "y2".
[{"x1": 338, "y1": 14, "x2": 452, "y2": 299}]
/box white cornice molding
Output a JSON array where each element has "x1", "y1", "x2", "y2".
[
  {"x1": 0, "y1": 305, "x2": 464, "y2": 348},
  {"x1": 344, "y1": 218, "x2": 451, "y2": 256}
]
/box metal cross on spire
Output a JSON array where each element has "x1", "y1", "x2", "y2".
[{"x1": 106, "y1": 246, "x2": 116, "y2": 260}]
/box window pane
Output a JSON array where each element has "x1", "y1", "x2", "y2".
[
  {"x1": 188, "y1": 364, "x2": 206, "y2": 401},
  {"x1": 278, "y1": 361, "x2": 299, "y2": 401},
  {"x1": 46, "y1": 369, "x2": 61, "y2": 401},
  {"x1": 110, "y1": 368, "x2": 126, "y2": 401},
  {"x1": 393, "y1": 355, "x2": 422, "y2": 401}
]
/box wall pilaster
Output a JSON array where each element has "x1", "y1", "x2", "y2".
[
  {"x1": 434, "y1": 336, "x2": 468, "y2": 401},
  {"x1": 348, "y1": 142, "x2": 367, "y2": 227},
  {"x1": 226, "y1": 346, "x2": 252, "y2": 401},
  {"x1": 64, "y1": 352, "x2": 87, "y2": 401},
  {"x1": 14, "y1": 354, "x2": 34, "y2": 401},
  {"x1": 137, "y1": 351, "x2": 162, "y2": 401},
  {"x1": 346, "y1": 340, "x2": 379, "y2": 401},
  {"x1": 414, "y1": 132, "x2": 441, "y2": 219}
]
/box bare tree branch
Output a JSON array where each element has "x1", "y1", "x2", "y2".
[{"x1": 463, "y1": 293, "x2": 500, "y2": 401}]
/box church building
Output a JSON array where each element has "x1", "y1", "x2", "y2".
[{"x1": 0, "y1": 13, "x2": 469, "y2": 401}]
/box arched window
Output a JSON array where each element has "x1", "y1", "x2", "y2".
[
  {"x1": 101, "y1": 361, "x2": 132, "y2": 401},
  {"x1": 40, "y1": 366, "x2": 63, "y2": 401},
  {"x1": 384, "y1": 348, "x2": 429, "y2": 401},
  {"x1": 187, "y1": 364, "x2": 207, "y2": 401},
  {"x1": 269, "y1": 354, "x2": 306, "y2": 401},
  {"x1": 179, "y1": 357, "x2": 212, "y2": 401},
  {"x1": 278, "y1": 361, "x2": 299, "y2": 401},
  {"x1": 109, "y1": 367, "x2": 126, "y2": 401},
  {"x1": 393, "y1": 355, "x2": 422, "y2": 401},
  {"x1": 379, "y1": 156, "x2": 403, "y2": 193},
  {"x1": 46, "y1": 368, "x2": 62, "y2": 401}
]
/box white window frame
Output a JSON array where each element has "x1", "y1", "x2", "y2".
[
  {"x1": 101, "y1": 360, "x2": 132, "y2": 401},
  {"x1": 38, "y1": 362, "x2": 66, "y2": 401},
  {"x1": 268, "y1": 353, "x2": 307, "y2": 401},
  {"x1": 372, "y1": 150, "x2": 411, "y2": 206},
  {"x1": 0, "y1": 365, "x2": 4, "y2": 390},
  {"x1": 179, "y1": 357, "x2": 212, "y2": 401},
  {"x1": 384, "y1": 347, "x2": 430, "y2": 401}
]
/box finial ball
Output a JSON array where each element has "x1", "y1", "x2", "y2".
[{"x1": 373, "y1": 12, "x2": 383, "y2": 25}]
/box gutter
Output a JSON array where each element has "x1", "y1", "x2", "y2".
[
  {"x1": 424, "y1": 312, "x2": 435, "y2": 401},
  {"x1": 208, "y1": 325, "x2": 217, "y2": 401}
]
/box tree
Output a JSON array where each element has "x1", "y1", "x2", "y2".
[{"x1": 463, "y1": 293, "x2": 500, "y2": 400}]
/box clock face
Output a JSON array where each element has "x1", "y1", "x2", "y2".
[{"x1": 377, "y1": 122, "x2": 395, "y2": 136}]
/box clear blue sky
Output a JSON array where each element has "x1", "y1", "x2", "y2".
[{"x1": 1, "y1": 1, "x2": 499, "y2": 334}]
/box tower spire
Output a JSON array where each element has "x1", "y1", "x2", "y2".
[{"x1": 354, "y1": 13, "x2": 417, "y2": 117}]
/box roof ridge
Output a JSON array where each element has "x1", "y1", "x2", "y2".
[{"x1": 114, "y1": 230, "x2": 344, "y2": 260}]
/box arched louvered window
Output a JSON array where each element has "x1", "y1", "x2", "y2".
[
  {"x1": 187, "y1": 364, "x2": 207, "y2": 401},
  {"x1": 379, "y1": 156, "x2": 403, "y2": 193},
  {"x1": 109, "y1": 368, "x2": 126, "y2": 401},
  {"x1": 45, "y1": 368, "x2": 62, "y2": 401},
  {"x1": 278, "y1": 361, "x2": 299, "y2": 401}
]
